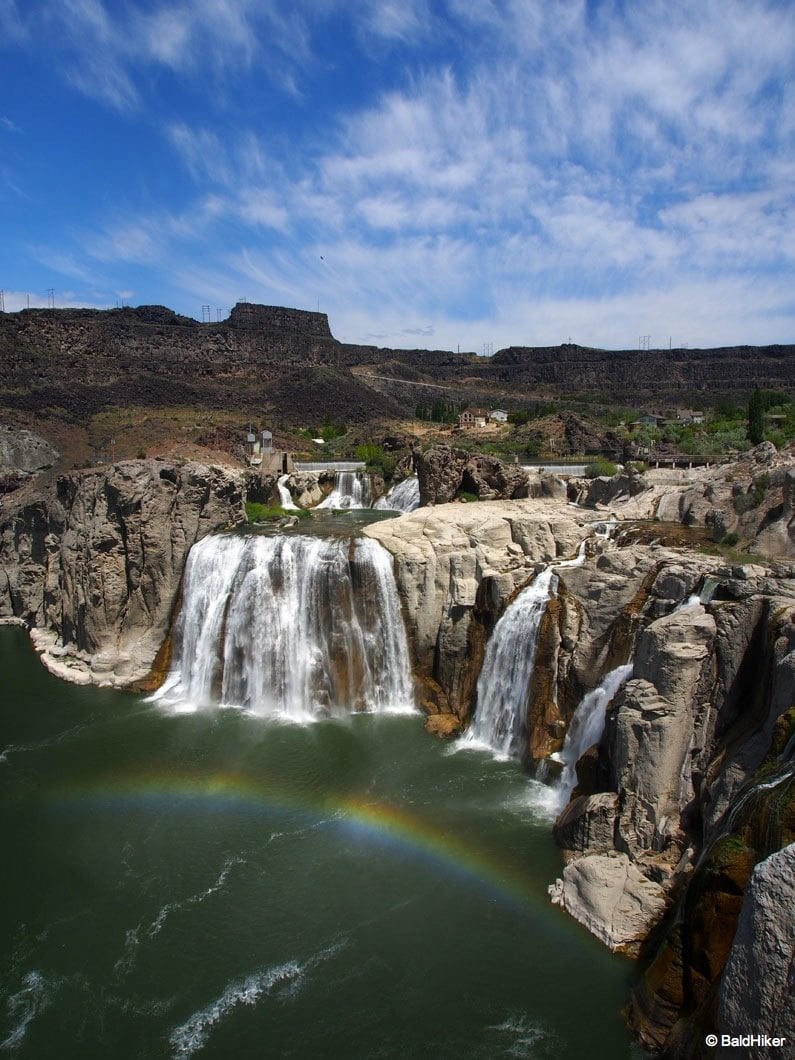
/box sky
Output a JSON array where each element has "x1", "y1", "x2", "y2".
[{"x1": 1, "y1": 0, "x2": 794, "y2": 352}]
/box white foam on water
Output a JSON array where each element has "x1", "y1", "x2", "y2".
[
  {"x1": 115, "y1": 857, "x2": 244, "y2": 974},
  {"x1": 169, "y1": 961, "x2": 303, "y2": 1059},
  {"x1": 169, "y1": 940, "x2": 347, "y2": 1059},
  {"x1": 489, "y1": 1014, "x2": 557, "y2": 1058},
  {"x1": 1, "y1": 970, "x2": 54, "y2": 1051}
]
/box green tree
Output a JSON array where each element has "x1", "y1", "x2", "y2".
[{"x1": 747, "y1": 389, "x2": 764, "y2": 445}]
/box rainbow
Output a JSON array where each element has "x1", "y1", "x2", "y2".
[{"x1": 47, "y1": 769, "x2": 563, "y2": 925}]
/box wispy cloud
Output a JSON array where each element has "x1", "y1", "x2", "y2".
[{"x1": 7, "y1": 1, "x2": 794, "y2": 349}]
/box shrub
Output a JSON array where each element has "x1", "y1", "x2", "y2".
[
  {"x1": 721, "y1": 532, "x2": 739, "y2": 546},
  {"x1": 584, "y1": 458, "x2": 618, "y2": 479},
  {"x1": 356, "y1": 443, "x2": 396, "y2": 480},
  {"x1": 455, "y1": 490, "x2": 479, "y2": 503},
  {"x1": 245, "y1": 502, "x2": 309, "y2": 522}
]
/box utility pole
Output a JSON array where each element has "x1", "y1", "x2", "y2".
[{"x1": 0, "y1": 290, "x2": 4, "y2": 312}]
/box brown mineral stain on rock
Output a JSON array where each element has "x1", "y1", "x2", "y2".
[{"x1": 424, "y1": 714, "x2": 463, "y2": 738}]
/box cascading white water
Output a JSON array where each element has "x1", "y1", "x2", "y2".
[
  {"x1": 151, "y1": 534, "x2": 415, "y2": 718},
  {"x1": 277, "y1": 475, "x2": 298, "y2": 510},
  {"x1": 463, "y1": 568, "x2": 557, "y2": 759},
  {"x1": 317, "y1": 471, "x2": 373, "y2": 509},
  {"x1": 374, "y1": 475, "x2": 420, "y2": 513},
  {"x1": 550, "y1": 663, "x2": 634, "y2": 808}
]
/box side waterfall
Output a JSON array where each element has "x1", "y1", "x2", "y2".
[
  {"x1": 550, "y1": 663, "x2": 634, "y2": 808},
  {"x1": 277, "y1": 474, "x2": 299, "y2": 510},
  {"x1": 374, "y1": 476, "x2": 420, "y2": 513},
  {"x1": 463, "y1": 568, "x2": 557, "y2": 758},
  {"x1": 151, "y1": 534, "x2": 414, "y2": 718},
  {"x1": 317, "y1": 471, "x2": 373, "y2": 509}
]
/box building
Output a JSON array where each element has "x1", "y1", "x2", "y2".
[
  {"x1": 245, "y1": 427, "x2": 294, "y2": 475},
  {"x1": 489, "y1": 409, "x2": 509, "y2": 423},
  {"x1": 676, "y1": 408, "x2": 706, "y2": 425},
  {"x1": 458, "y1": 407, "x2": 488, "y2": 428}
]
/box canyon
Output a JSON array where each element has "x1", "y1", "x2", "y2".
[
  {"x1": 1, "y1": 437, "x2": 793, "y2": 1056},
  {"x1": 1, "y1": 301, "x2": 794, "y2": 1057}
]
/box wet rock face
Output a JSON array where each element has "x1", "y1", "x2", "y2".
[{"x1": 0, "y1": 459, "x2": 244, "y2": 685}]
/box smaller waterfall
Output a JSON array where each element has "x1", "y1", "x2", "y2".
[
  {"x1": 463, "y1": 568, "x2": 557, "y2": 758},
  {"x1": 317, "y1": 471, "x2": 373, "y2": 510},
  {"x1": 550, "y1": 663, "x2": 634, "y2": 808},
  {"x1": 277, "y1": 475, "x2": 299, "y2": 510},
  {"x1": 374, "y1": 476, "x2": 420, "y2": 513}
]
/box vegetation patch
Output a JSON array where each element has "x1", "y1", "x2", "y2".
[
  {"x1": 584, "y1": 457, "x2": 618, "y2": 478},
  {"x1": 245, "y1": 502, "x2": 309, "y2": 522}
]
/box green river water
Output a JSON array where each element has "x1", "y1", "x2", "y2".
[{"x1": 0, "y1": 625, "x2": 648, "y2": 1059}]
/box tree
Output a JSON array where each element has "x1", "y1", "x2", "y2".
[{"x1": 747, "y1": 389, "x2": 764, "y2": 445}]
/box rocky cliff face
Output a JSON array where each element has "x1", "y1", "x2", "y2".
[
  {"x1": 364, "y1": 499, "x2": 589, "y2": 725},
  {"x1": 367, "y1": 493, "x2": 794, "y2": 1054},
  {"x1": 0, "y1": 458, "x2": 244, "y2": 685},
  {"x1": 572, "y1": 443, "x2": 795, "y2": 560}
]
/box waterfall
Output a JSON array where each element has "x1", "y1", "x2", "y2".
[
  {"x1": 151, "y1": 534, "x2": 414, "y2": 718},
  {"x1": 374, "y1": 476, "x2": 420, "y2": 513},
  {"x1": 550, "y1": 663, "x2": 634, "y2": 808},
  {"x1": 277, "y1": 475, "x2": 298, "y2": 510},
  {"x1": 317, "y1": 471, "x2": 373, "y2": 510},
  {"x1": 463, "y1": 568, "x2": 557, "y2": 758}
]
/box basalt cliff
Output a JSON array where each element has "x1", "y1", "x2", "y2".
[
  {"x1": 1, "y1": 443, "x2": 794, "y2": 1057},
  {"x1": 1, "y1": 303, "x2": 794, "y2": 422}
]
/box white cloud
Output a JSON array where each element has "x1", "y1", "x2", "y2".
[{"x1": 9, "y1": 1, "x2": 793, "y2": 350}]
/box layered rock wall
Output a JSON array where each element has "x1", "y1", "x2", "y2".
[{"x1": 0, "y1": 458, "x2": 244, "y2": 685}]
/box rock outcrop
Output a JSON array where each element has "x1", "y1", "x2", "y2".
[
  {"x1": 578, "y1": 443, "x2": 795, "y2": 559},
  {"x1": 0, "y1": 424, "x2": 59, "y2": 472},
  {"x1": 0, "y1": 424, "x2": 59, "y2": 494},
  {"x1": 716, "y1": 843, "x2": 795, "y2": 1054},
  {"x1": 364, "y1": 499, "x2": 590, "y2": 720},
  {"x1": 0, "y1": 458, "x2": 244, "y2": 685},
  {"x1": 369, "y1": 491, "x2": 794, "y2": 1051},
  {"x1": 415, "y1": 445, "x2": 531, "y2": 505}
]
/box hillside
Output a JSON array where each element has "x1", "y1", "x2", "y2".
[{"x1": 1, "y1": 304, "x2": 793, "y2": 433}]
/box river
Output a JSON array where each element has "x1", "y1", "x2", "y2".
[{"x1": 1, "y1": 623, "x2": 647, "y2": 1059}]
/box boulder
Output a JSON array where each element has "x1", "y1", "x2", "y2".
[{"x1": 548, "y1": 852, "x2": 667, "y2": 954}]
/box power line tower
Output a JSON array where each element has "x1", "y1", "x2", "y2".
[
  {"x1": 216, "y1": 308, "x2": 224, "y2": 322},
  {"x1": 47, "y1": 288, "x2": 55, "y2": 308},
  {"x1": 201, "y1": 305, "x2": 211, "y2": 323},
  {"x1": 0, "y1": 290, "x2": 4, "y2": 312},
  {"x1": 638, "y1": 335, "x2": 651, "y2": 351}
]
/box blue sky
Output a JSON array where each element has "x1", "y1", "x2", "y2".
[{"x1": 1, "y1": 0, "x2": 794, "y2": 351}]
